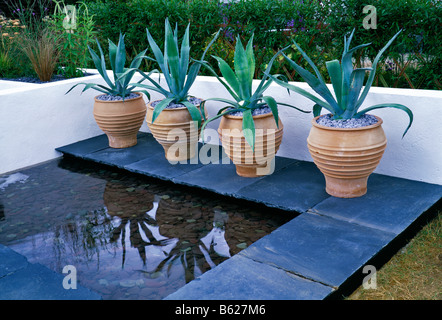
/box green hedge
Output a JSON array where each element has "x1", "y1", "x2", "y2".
[
  {"x1": 326, "y1": 0, "x2": 441, "y2": 89},
  {"x1": 84, "y1": 0, "x2": 441, "y2": 90}
]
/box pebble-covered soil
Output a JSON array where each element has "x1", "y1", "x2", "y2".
[
  {"x1": 151, "y1": 97, "x2": 203, "y2": 109},
  {"x1": 317, "y1": 113, "x2": 378, "y2": 128},
  {"x1": 96, "y1": 92, "x2": 140, "y2": 101},
  {"x1": 228, "y1": 105, "x2": 272, "y2": 117}
]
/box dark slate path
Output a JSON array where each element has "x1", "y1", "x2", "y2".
[{"x1": 54, "y1": 132, "x2": 441, "y2": 300}]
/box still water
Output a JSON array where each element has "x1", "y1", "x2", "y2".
[{"x1": 0, "y1": 157, "x2": 292, "y2": 299}]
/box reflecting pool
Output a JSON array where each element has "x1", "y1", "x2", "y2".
[{"x1": 0, "y1": 157, "x2": 293, "y2": 299}]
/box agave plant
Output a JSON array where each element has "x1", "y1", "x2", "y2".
[
  {"x1": 198, "y1": 34, "x2": 309, "y2": 151},
  {"x1": 269, "y1": 29, "x2": 413, "y2": 137},
  {"x1": 118, "y1": 18, "x2": 221, "y2": 129},
  {"x1": 66, "y1": 33, "x2": 149, "y2": 99}
]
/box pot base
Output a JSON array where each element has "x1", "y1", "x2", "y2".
[
  {"x1": 106, "y1": 134, "x2": 138, "y2": 149},
  {"x1": 324, "y1": 175, "x2": 368, "y2": 198},
  {"x1": 161, "y1": 140, "x2": 198, "y2": 162},
  {"x1": 235, "y1": 159, "x2": 275, "y2": 178}
]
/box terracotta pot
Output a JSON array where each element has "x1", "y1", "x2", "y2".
[
  {"x1": 218, "y1": 112, "x2": 283, "y2": 177},
  {"x1": 93, "y1": 92, "x2": 147, "y2": 148},
  {"x1": 307, "y1": 115, "x2": 387, "y2": 198},
  {"x1": 146, "y1": 99, "x2": 207, "y2": 161}
]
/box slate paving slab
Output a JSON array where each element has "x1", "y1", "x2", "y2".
[
  {"x1": 55, "y1": 134, "x2": 110, "y2": 157},
  {"x1": 172, "y1": 156, "x2": 297, "y2": 196},
  {"x1": 238, "y1": 213, "x2": 396, "y2": 289},
  {"x1": 56, "y1": 132, "x2": 150, "y2": 158},
  {"x1": 126, "y1": 155, "x2": 205, "y2": 181},
  {"x1": 0, "y1": 244, "x2": 28, "y2": 278},
  {"x1": 0, "y1": 244, "x2": 101, "y2": 300},
  {"x1": 235, "y1": 160, "x2": 329, "y2": 212},
  {"x1": 0, "y1": 263, "x2": 101, "y2": 300},
  {"x1": 172, "y1": 162, "x2": 262, "y2": 196},
  {"x1": 165, "y1": 254, "x2": 334, "y2": 300},
  {"x1": 310, "y1": 173, "x2": 442, "y2": 234},
  {"x1": 125, "y1": 143, "x2": 228, "y2": 181},
  {"x1": 80, "y1": 133, "x2": 163, "y2": 168}
]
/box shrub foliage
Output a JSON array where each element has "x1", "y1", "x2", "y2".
[
  {"x1": 84, "y1": 0, "x2": 440, "y2": 90},
  {"x1": 2, "y1": 0, "x2": 440, "y2": 89}
]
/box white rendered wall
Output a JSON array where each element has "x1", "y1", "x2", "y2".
[
  {"x1": 0, "y1": 70, "x2": 149, "y2": 175},
  {"x1": 188, "y1": 76, "x2": 442, "y2": 185},
  {"x1": 1, "y1": 72, "x2": 441, "y2": 186}
]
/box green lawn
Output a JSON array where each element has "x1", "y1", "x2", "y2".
[{"x1": 348, "y1": 211, "x2": 441, "y2": 300}]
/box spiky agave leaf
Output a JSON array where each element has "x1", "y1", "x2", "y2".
[
  {"x1": 198, "y1": 36, "x2": 309, "y2": 151},
  {"x1": 354, "y1": 103, "x2": 413, "y2": 138},
  {"x1": 285, "y1": 42, "x2": 341, "y2": 114},
  {"x1": 66, "y1": 34, "x2": 144, "y2": 98},
  {"x1": 116, "y1": 20, "x2": 221, "y2": 127},
  {"x1": 178, "y1": 28, "x2": 221, "y2": 98},
  {"x1": 272, "y1": 29, "x2": 413, "y2": 137},
  {"x1": 354, "y1": 29, "x2": 402, "y2": 110},
  {"x1": 325, "y1": 60, "x2": 342, "y2": 107},
  {"x1": 88, "y1": 40, "x2": 115, "y2": 90},
  {"x1": 164, "y1": 18, "x2": 181, "y2": 95}
]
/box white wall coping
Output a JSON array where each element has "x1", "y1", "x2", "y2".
[{"x1": 0, "y1": 69, "x2": 100, "y2": 95}]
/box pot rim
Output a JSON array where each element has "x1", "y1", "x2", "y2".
[
  {"x1": 147, "y1": 96, "x2": 203, "y2": 111},
  {"x1": 94, "y1": 91, "x2": 144, "y2": 103},
  {"x1": 311, "y1": 114, "x2": 383, "y2": 131}
]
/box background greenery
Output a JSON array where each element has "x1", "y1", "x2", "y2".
[
  {"x1": 0, "y1": 0, "x2": 94, "y2": 80},
  {"x1": 83, "y1": 0, "x2": 440, "y2": 90},
  {"x1": 1, "y1": 0, "x2": 440, "y2": 89}
]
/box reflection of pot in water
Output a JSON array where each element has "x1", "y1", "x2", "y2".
[
  {"x1": 103, "y1": 181, "x2": 155, "y2": 218},
  {"x1": 199, "y1": 209, "x2": 230, "y2": 259},
  {"x1": 103, "y1": 181, "x2": 161, "y2": 266}
]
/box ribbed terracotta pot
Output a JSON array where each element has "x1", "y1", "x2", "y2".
[
  {"x1": 307, "y1": 115, "x2": 387, "y2": 198},
  {"x1": 93, "y1": 93, "x2": 147, "y2": 148},
  {"x1": 146, "y1": 99, "x2": 207, "y2": 162},
  {"x1": 218, "y1": 112, "x2": 283, "y2": 177}
]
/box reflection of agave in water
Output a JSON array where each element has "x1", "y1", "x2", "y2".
[
  {"x1": 152, "y1": 205, "x2": 231, "y2": 283},
  {"x1": 103, "y1": 181, "x2": 231, "y2": 283}
]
